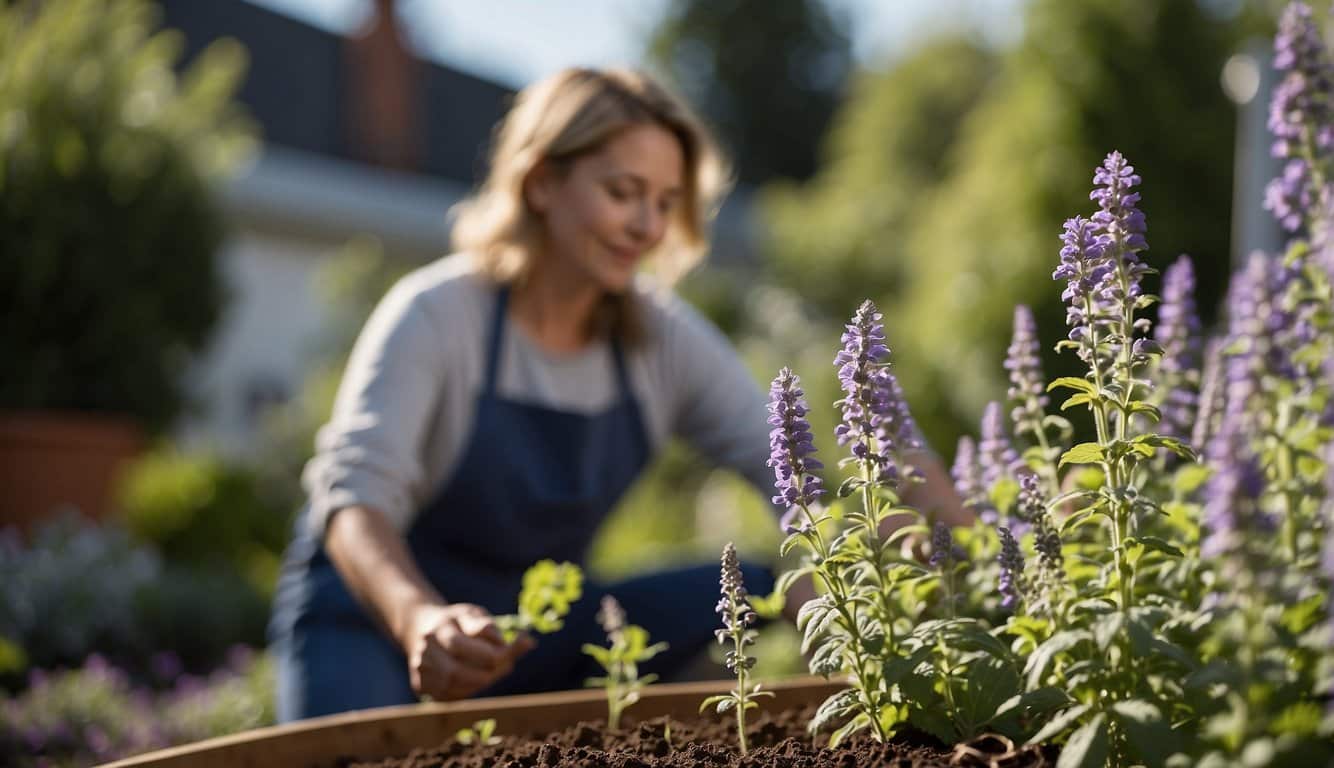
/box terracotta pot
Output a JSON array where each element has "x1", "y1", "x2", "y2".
[
  {"x1": 0, "y1": 410, "x2": 145, "y2": 535},
  {"x1": 96, "y1": 676, "x2": 844, "y2": 768}
]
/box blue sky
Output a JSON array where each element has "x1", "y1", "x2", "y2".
[{"x1": 243, "y1": 0, "x2": 1023, "y2": 88}]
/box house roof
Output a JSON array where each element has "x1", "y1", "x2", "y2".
[{"x1": 156, "y1": 0, "x2": 514, "y2": 188}]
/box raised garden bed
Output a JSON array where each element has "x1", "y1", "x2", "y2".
[{"x1": 95, "y1": 676, "x2": 1052, "y2": 768}]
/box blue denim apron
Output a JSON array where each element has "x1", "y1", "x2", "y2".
[{"x1": 270, "y1": 286, "x2": 774, "y2": 721}]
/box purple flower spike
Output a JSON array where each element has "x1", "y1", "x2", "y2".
[
  {"x1": 1005, "y1": 305, "x2": 1049, "y2": 439},
  {"x1": 767, "y1": 367, "x2": 824, "y2": 532},
  {"x1": 872, "y1": 368, "x2": 924, "y2": 486},
  {"x1": 1091, "y1": 152, "x2": 1152, "y2": 353},
  {"x1": 1155, "y1": 256, "x2": 1203, "y2": 440},
  {"x1": 1191, "y1": 339, "x2": 1225, "y2": 455},
  {"x1": 1220, "y1": 253, "x2": 1272, "y2": 430},
  {"x1": 1054, "y1": 216, "x2": 1112, "y2": 357},
  {"x1": 834, "y1": 300, "x2": 920, "y2": 488},
  {"x1": 929, "y1": 521, "x2": 955, "y2": 570},
  {"x1": 997, "y1": 526, "x2": 1025, "y2": 610},
  {"x1": 1200, "y1": 417, "x2": 1267, "y2": 562},
  {"x1": 1265, "y1": 160, "x2": 1313, "y2": 233},
  {"x1": 717, "y1": 542, "x2": 757, "y2": 673},
  {"x1": 834, "y1": 300, "x2": 889, "y2": 451},
  {"x1": 952, "y1": 435, "x2": 998, "y2": 524},
  {"x1": 1014, "y1": 471, "x2": 1045, "y2": 534},
  {"x1": 1265, "y1": 2, "x2": 1334, "y2": 232},
  {"x1": 1091, "y1": 151, "x2": 1150, "y2": 255},
  {"x1": 979, "y1": 401, "x2": 1020, "y2": 488}
]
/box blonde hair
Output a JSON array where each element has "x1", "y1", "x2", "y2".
[{"x1": 450, "y1": 68, "x2": 731, "y2": 341}]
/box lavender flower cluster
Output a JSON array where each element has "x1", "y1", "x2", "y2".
[
  {"x1": 832, "y1": 300, "x2": 923, "y2": 486},
  {"x1": 767, "y1": 367, "x2": 824, "y2": 533},
  {"x1": 1153, "y1": 256, "x2": 1203, "y2": 441},
  {"x1": 1265, "y1": 2, "x2": 1334, "y2": 232},
  {"x1": 716, "y1": 543, "x2": 758, "y2": 674}
]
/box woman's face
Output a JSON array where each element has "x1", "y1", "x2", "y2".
[{"x1": 528, "y1": 123, "x2": 685, "y2": 293}]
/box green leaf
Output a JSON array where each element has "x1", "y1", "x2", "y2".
[
  {"x1": 828, "y1": 712, "x2": 871, "y2": 748},
  {"x1": 698, "y1": 694, "x2": 730, "y2": 714},
  {"x1": 837, "y1": 475, "x2": 865, "y2": 498},
  {"x1": 1025, "y1": 630, "x2": 1090, "y2": 690},
  {"x1": 809, "y1": 637, "x2": 844, "y2": 676},
  {"x1": 910, "y1": 699, "x2": 958, "y2": 744},
  {"x1": 1134, "y1": 434, "x2": 1199, "y2": 462},
  {"x1": 1126, "y1": 620, "x2": 1196, "y2": 671},
  {"x1": 1280, "y1": 593, "x2": 1327, "y2": 635},
  {"x1": 988, "y1": 687, "x2": 1075, "y2": 738},
  {"x1": 958, "y1": 656, "x2": 1022, "y2": 738},
  {"x1": 1049, "y1": 377, "x2": 1096, "y2": 395},
  {"x1": 1111, "y1": 699, "x2": 1178, "y2": 765},
  {"x1": 1060, "y1": 503, "x2": 1104, "y2": 533},
  {"x1": 747, "y1": 589, "x2": 786, "y2": 619},
  {"x1": 1092, "y1": 612, "x2": 1124, "y2": 651},
  {"x1": 882, "y1": 646, "x2": 932, "y2": 687},
  {"x1": 581, "y1": 644, "x2": 610, "y2": 665},
  {"x1": 796, "y1": 596, "x2": 832, "y2": 631},
  {"x1": 810, "y1": 689, "x2": 859, "y2": 733},
  {"x1": 1061, "y1": 393, "x2": 1095, "y2": 411},
  {"x1": 1127, "y1": 401, "x2": 1161, "y2": 421},
  {"x1": 773, "y1": 567, "x2": 811, "y2": 597},
  {"x1": 1059, "y1": 442, "x2": 1104, "y2": 468},
  {"x1": 802, "y1": 600, "x2": 841, "y2": 652},
  {"x1": 1129, "y1": 535, "x2": 1184, "y2": 558},
  {"x1": 1026, "y1": 703, "x2": 1089, "y2": 745},
  {"x1": 1172, "y1": 463, "x2": 1212, "y2": 495},
  {"x1": 1056, "y1": 713, "x2": 1108, "y2": 768}
]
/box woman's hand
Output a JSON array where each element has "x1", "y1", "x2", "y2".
[{"x1": 399, "y1": 603, "x2": 535, "y2": 701}]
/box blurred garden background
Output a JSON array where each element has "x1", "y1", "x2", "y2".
[{"x1": 0, "y1": 0, "x2": 1308, "y2": 764}]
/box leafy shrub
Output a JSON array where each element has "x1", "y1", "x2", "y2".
[
  {"x1": 116, "y1": 448, "x2": 292, "y2": 595},
  {"x1": 0, "y1": 0, "x2": 254, "y2": 430},
  {"x1": 0, "y1": 516, "x2": 269, "y2": 678}
]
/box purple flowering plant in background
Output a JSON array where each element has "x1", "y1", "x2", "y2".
[{"x1": 1005, "y1": 305, "x2": 1072, "y2": 496}]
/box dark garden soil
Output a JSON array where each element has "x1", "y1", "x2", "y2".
[{"x1": 337, "y1": 704, "x2": 1057, "y2": 768}]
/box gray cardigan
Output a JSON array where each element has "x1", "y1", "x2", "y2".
[{"x1": 301, "y1": 254, "x2": 776, "y2": 538}]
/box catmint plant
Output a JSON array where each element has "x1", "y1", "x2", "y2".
[
  {"x1": 766, "y1": 366, "x2": 889, "y2": 744},
  {"x1": 757, "y1": 7, "x2": 1334, "y2": 762},
  {"x1": 582, "y1": 595, "x2": 667, "y2": 730},
  {"x1": 1151, "y1": 256, "x2": 1202, "y2": 447},
  {"x1": 1006, "y1": 305, "x2": 1069, "y2": 493},
  {"x1": 699, "y1": 543, "x2": 772, "y2": 754},
  {"x1": 1265, "y1": 2, "x2": 1333, "y2": 233},
  {"x1": 952, "y1": 435, "x2": 997, "y2": 524},
  {"x1": 495, "y1": 560, "x2": 583, "y2": 642}
]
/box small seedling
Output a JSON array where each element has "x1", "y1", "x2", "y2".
[
  {"x1": 582, "y1": 595, "x2": 668, "y2": 729},
  {"x1": 454, "y1": 718, "x2": 500, "y2": 746}
]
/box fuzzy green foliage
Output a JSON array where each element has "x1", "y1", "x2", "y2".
[
  {"x1": 0, "y1": 0, "x2": 255, "y2": 430},
  {"x1": 495, "y1": 560, "x2": 584, "y2": 642}
]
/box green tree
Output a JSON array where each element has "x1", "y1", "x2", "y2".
[
  {"x1": 649, "y1": 0, "x2": 853, "y2": 182},
  {"x1": 764, "y1": 0, "x2": 1245, "y2": 449},
  {"x1": 0, "y1": 0, "x2": 254, "y2": 431}
]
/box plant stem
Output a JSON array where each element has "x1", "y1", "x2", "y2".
[{"x1": 796, "y1": 502, "x2": 887, "y2": 741}]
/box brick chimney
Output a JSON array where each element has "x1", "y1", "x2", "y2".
[{"x1": 344, "y1": 0, "x2": 421, "y2": 170}]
